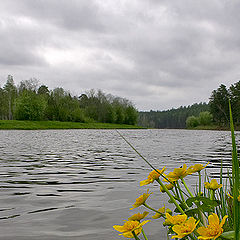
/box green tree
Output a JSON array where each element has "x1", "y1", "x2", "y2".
[
  {"x1": 3, "y1": 75, "x2": 17, "y2": 120},
  {"x1": 0, "y1": 86, "x2": 8, "y2": 119},
  {"x1": 186, "y1": 116, "x2": 199, "y2": 128},
  {"x1": 124, "y1": 106, "x2": 138, "y2": 125},
  {"x1": 15, "y1": 91, "x2": 47, "y2": 120},
  {"x1": 229, "y1": 81, "x2": 240, "y2": 124},
  {"x1": 18, "y1": 78, "x2": 39, "y2": 93},
  {"x1": 37, "y1": 85, "x2": 49, "y2": 96},
  {"x1": 209, "y1": 84, "x2": 229, "y2": 126},
  {"x1": 198, "y1": 111, "x2": 213, "y2": 126}
]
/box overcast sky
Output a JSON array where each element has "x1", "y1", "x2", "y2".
[{"x1": 0, "y1": 0, "x2": 240, "y2": 111}]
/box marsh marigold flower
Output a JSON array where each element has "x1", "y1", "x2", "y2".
[
  {"x1": 165, "y1": 164, "x2": 189, "y2": 182},
  {"x1": 187, "y1": 162, "x2": 209, "y2": 174},
  {"x1": 130, "y1": 190, "x2": 151, "y2": 210},
  {"x1": 197, "y1": 213, "x2": 228, "y2": 240},
  {"x1": 227, "y1": 192, "x2": 240, "y2": 202},
  {"x1": 204, "y1": 179, "x2": 222, "y2": 191},
  {"x1": 165, "y1": 213, "x2": 187, "y2": 225},
  {"x1": 113, "y1": 220, "x2": 150, "y2": 238},
  {"x1": 152, "y1": 205, "x2": 172, "y2": 219},
  {"x1": 140, "y1": 167, "x2": 166, "y2": 186},
  {"x1": 128, "y1": 211, "x2": 149, "y2": 221},
  {"x1": 160, "y1": 183, "x2": 174, "y2": 192},
  {"x1": 172, "y1": 217, "x2": 200, "y2": 239}
]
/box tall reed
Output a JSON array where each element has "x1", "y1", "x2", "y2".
[{"x1": 229, "y1": 101, "x2": 240, "y2": 240}]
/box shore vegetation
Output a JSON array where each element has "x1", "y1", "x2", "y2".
[{"x1": 0, "y1": 75, "x2": 138, "y2": 126}]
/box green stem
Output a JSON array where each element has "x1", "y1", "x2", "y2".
[
  {"x1": 142, "y1": 229, "x2": 148, "y2": 240},
  {"x1": 132, "y1": 231, "x2": 140, "y2": 240},
  {"x1": 173, "y1": 182, "x2": 181, "y2": 199},
  {"x1": 189, "y1": 233, "x2": 198, "y2": 240},
  {"x1": 181, "y1": 177, "x2": 194, "y2": 198},
  {"x1": 143, "y1": 203, "x2": 161, "y2": 214},
  {"x1": 116, "y1": 130, "x2": 172, "y2": 183},
  {"x1": 210, "y1": 190, "x2": 215, "y2": 201},
  {"x1": 198, "y1": 172, "x2": 201, "y2": 194},
  {"x1": 156, "y1": 179, "x2": 185, "y2": 214},
  {"x1": 176, "y1": 181, "x2": 185, "y2": 202},
  {"x1": 176, "y1": 181, "x2": 189, "y2": 209}
]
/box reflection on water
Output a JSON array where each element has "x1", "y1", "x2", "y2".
[{"x1": 0, "y1": 129, "x2": 238, "y2": 239}]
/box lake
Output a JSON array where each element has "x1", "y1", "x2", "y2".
[{"x1": 0, "y1": 129, "x2": 237, "y2": 240}]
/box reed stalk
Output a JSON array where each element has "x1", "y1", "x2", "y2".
[{"x1": 229, "y1": 101, "x2": 240, "y2": 240}]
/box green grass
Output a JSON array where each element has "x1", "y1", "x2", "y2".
[
  {"x1": 188, "y1": 125, "x2": 236, "y2": 131},
  {"x1": 0, "y1": 120, "x2": 144, "y2": 130}
]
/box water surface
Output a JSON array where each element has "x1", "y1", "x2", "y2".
[{"x1": 0, "y1": 129, "x2": 237, "y2": 239}]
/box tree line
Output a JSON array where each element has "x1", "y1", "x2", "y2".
[
  {"x1": 138, "y1": 103, "x2": 209, "y2": 129},
  {"x1": 0, "y1": 75, "x2": 138, "y2": 125},
  {"x1": 139, "y1": 79, "x2": 240, "y2": 129}
]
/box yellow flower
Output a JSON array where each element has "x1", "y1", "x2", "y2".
[
  {"x1": 160, "y1": 183, "x2": 174, "y2": 192},
  {"x1": 163, "y1": 218, "x2": 171, "y2": 226},
  {"x1": 227, "y1": 192, "x2": 240, "y2": 202},
  {"x1": 188, "y1": 162, "x2": 209, "y2": 174},
  {"x1": 165, "y1": 164, "x2": 189, "y2": 182},
  {"x1": 152, "y1": 205, "x2": 172, "y2": 219},
  {"x1": 140, "y1": 167, "x2": 166, "y2": 186},
  {"x1": 165, "y1": 213, "x2": 187, "y2": 225},
  {"x1": 172, "y1": 217, "x2": 200, "y2": 239},
  {"x1": 130, "y1": 190, "x2": 151, "y2": 210},
  {"x1": 197, "y1": 213, "x2": 228, "y2": 240},
  {"x1": 113, "y1": 220, "x2": 150, "y2": 238},
  {"x1": 128, "y1": 211, "x2": 149, "y2": 221},
  {"x1": 204, "y1": 179, "x2": 223, "y2": 191}
]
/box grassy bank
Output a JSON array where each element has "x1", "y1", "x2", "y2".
[
  {"x1": 0, "y1": 120, "x2": 144, "y2": 130},
  {"x1": 189, "y1": 125, "x2": 222, "y2": 130},
  {"x1": 188, "y1": 124, "x2": 240, "y2": 131}
]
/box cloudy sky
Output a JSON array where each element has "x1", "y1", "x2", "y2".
[{"x1": 0, "y1": 0, "x2": 240, "y2": 111}]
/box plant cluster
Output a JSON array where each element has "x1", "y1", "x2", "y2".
[
  {"x1": 114, "y1": 104, "x2": 240, "y2": 239},
  {"x1": 186, "y1": 111, "x2": 213, "y2": 128}
]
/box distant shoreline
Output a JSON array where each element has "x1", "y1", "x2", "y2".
[
  {"x1": 0, "y1": 120, "x2": 144, "y2": 130},
  {"x1": 187, "y1": 125, "x2": 234, "y2": 131}
]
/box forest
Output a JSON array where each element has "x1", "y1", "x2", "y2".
[
  {"x1": 138, "y1": 80, "x2": 240, "y2": 129},
  {"x1": 0, "y1": 75, "x2": 138, "y2": 125},
  {"x1": 138, "y1": 103, "x2": 209, "y2": 129}
]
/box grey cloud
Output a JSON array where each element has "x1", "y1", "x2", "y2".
[
  {"x1": 0, "y1": 23, "x2": 47, "y2": 66},
  {"x1": 1, "y1": 0, "x2": 240, "y2": 110},
  {"x1": 2, "y1": 0, "x2": 105, "y2": 32}
]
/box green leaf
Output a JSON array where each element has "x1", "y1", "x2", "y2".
[
  {"x1": 184, "y1": 208, "x2": 200, "y2": 217},
  {"x1": 174, "y1": 203, "x2": 188, "y2": 213},
  {"x1": 186, "y1": 196, "x2": 220, "y2": 207},
  {"x1": 220, "y1": 231, "x2": 235, "y2": 239}
]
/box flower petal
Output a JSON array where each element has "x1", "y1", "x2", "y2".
[
  {"x1": 197, "y1": 226, "x2": 208, "y2": 237},
  {"x1": 140, "y1": 179, "x2": 150, "y2": 186},
  {"x1": 220, "y1": 215, "x2": 228, "y2": 228},
  {"x1": 113, "y1": 225, "x2": 125, "y2": 232},
  {"x1": 208, "y1": 213, "x2": 219, "y2": 226}
]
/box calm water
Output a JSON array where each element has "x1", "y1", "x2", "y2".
[{"x1": 0, "y1": 129, "x2": 238, "y2": 240}]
